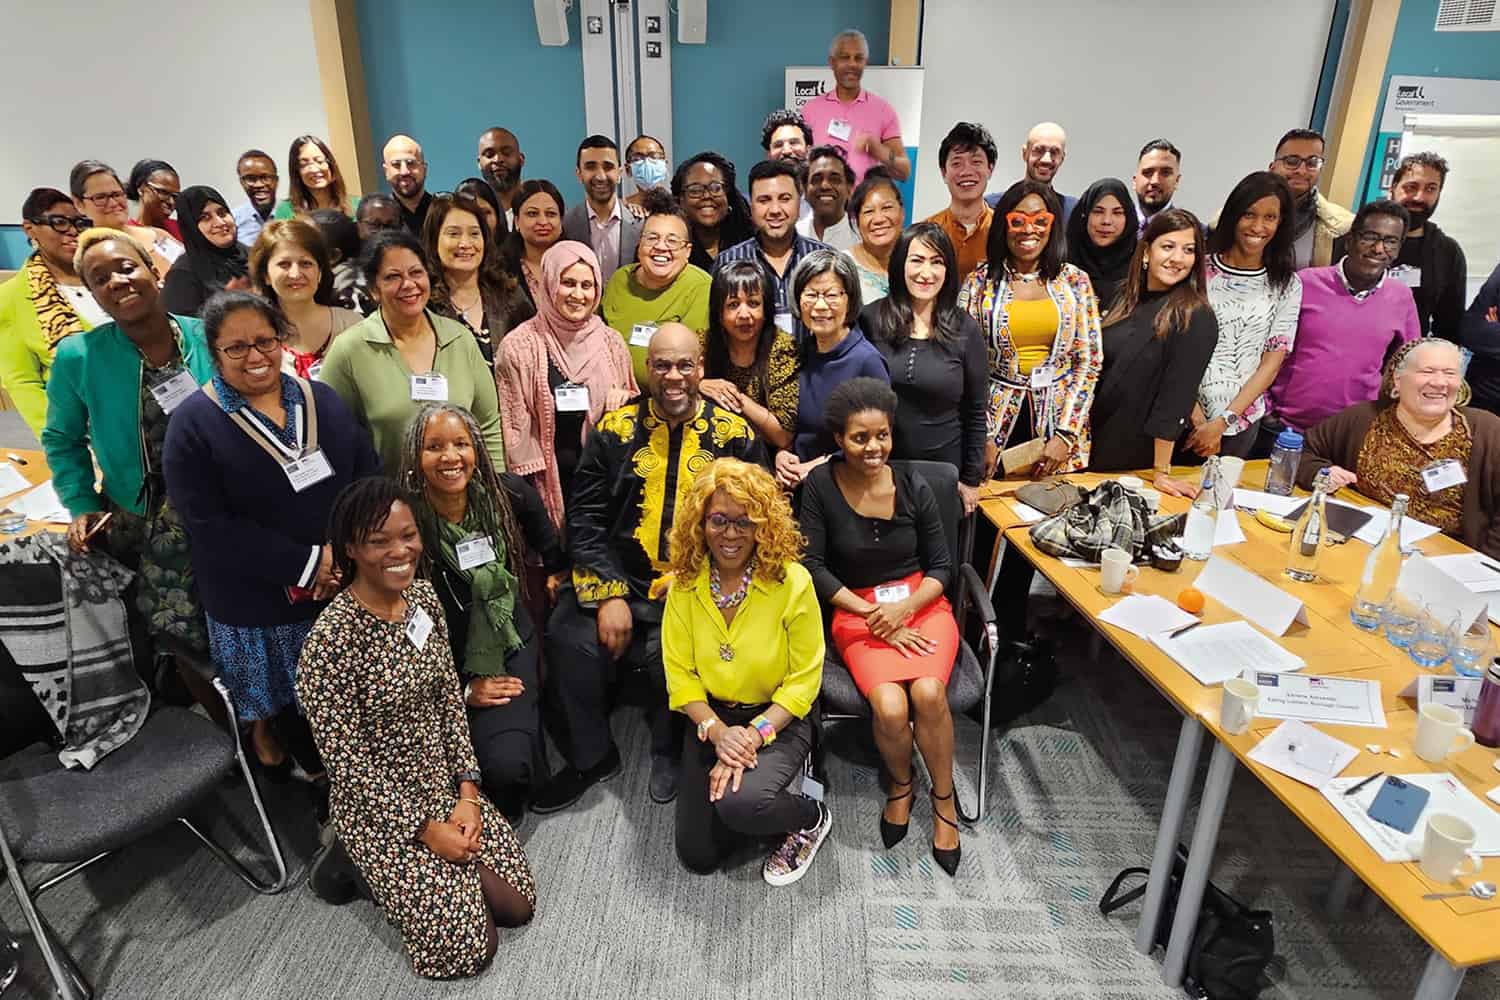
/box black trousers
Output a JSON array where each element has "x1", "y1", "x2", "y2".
[
  {"x1": 675, "y1": 702, "x2": 820, "y2": 875},
  {"x1": 984, "y1": 393, "x2": 1038, "y2": 640},
  {"x1": 467, "y1": 632, "x2": 544, "y2": 798},
  {"x1": 543, "y1": 589, "x2": 679, "y2": 771}
]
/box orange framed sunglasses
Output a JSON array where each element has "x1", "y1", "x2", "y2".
[{"x1": 1005, "y1": 209, "x2": 1055, "y2": 232}]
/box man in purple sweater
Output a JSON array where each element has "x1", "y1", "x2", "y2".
[{"x1": 1258, "y1": 199, "x2": 1420, "y2": 450}]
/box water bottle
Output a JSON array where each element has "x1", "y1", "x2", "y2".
[
  {"x1": 1285, "y1": 467, "x2": 1330, "y2": 582},
  {"x1": 1472, "y1": 662, "x2": 1500, "y2": 748},
  {"x1": 1264, "y1": 429, "x2": 1304, "y2": 496},
  {"x1": 1181, "y1": 456, "x2": 1219, "y2": 561},
  {"x1": 1350, "y1": 493, "x2": 1408, "y2": 631}
]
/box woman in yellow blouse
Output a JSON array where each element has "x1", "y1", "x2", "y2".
[{"x1": 662, "y1": 458, "x2": 830, "y2": 885}]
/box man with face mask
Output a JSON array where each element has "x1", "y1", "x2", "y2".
[
  {"x1": 1385, "y1": 152, "x2": 1466, "y2": 341},
  {"x1": 624, "y1": 134, "x2": 670, "y2": 213},
  {"x1": 537, "y1": 324, "x2": 764, "y2": 813}
]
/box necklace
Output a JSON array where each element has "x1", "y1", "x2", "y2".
[
  {"x1": 710, "y1": 556, "x2": 755, "y2": 609},
  {"x1": 349, "y1": 585, "x2": 406, "y2": 623},
  {"x1": 1007, "y1": 265, "x2": 1041, "y2": 285}
]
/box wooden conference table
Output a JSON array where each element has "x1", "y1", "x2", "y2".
[
  {"x1": 978, "y1": 462, "x2": 1500, "y2": 1000},
  {"x1": 0, "y1": 448, "x2": 61, "y2": 540}
]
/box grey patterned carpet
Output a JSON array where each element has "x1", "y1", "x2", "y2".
[{"x1": 3, "y1": 601, "x2": 1499, "y2": 1000}]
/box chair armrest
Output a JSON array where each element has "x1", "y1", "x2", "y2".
[{"x1": 958, "y1": 564, "x2": 996, "y2": 626}]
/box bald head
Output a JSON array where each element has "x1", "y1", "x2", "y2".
[
  {"x1": 382, "y1": 134, "x2": 427, "y2": 203},
  {"x1": 646, "y1": 322, "x2": 703, "y2": 421},
  {"x1": 478, "y1": 127, "x2": 525, "y2": 196},
  {"x1": 1023, "y1": 122, "x2": 1068, "y2": 185}
]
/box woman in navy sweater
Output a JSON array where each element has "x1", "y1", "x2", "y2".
[{"x1": 164, "y1": 291, "x2": 380, "y2": 778}]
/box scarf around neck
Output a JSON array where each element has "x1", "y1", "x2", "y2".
[
  {"x1": 1291, "y1": 186, "x2": 1319, "y2": 240},
  {"x1": 1066, "y1": 179, "x2": 1139, "y2": 294},
  {"x1": 438, "y1": 514, "x2": 521, "y2": 672},
  {"x1": 175, "y1": 185, "x2": 250, "y2": 291},
  {"x1": 534, "y1": 240, "x2": 613, "y2": 383}
]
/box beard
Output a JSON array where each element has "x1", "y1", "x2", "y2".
[
  {"x1": 1402, "y1": 199, "x2": 1437, "y2": 228},
  {"x1": 486, "y1": 167, "x2": 517, "y2": 194}
]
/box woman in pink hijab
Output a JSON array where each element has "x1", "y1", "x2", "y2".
[{"x1": 497, "y1": 240, "x2": 638, "y2": 528}]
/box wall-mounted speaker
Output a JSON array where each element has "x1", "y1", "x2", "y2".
[
  {"x1": 534, "y1": 0, "x2": 570, "y2": 46},
  {"x1": 677, "y1": 0, "x2": 707, "y2": 44}
]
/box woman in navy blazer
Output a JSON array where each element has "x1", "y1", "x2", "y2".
[{"x1": 164, "y1": 291, "x2": 380, "y2": 780}]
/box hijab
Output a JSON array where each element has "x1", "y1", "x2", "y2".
[
  {"x1": 1066, "y1": 179, "x2": 1139, "y2": 308},
  {"x1": 534, "y1": 240, "x2": 615, "y2": 384},
  {"x1": 175, "y1": 185, "x2": 249, "y2": 290}
]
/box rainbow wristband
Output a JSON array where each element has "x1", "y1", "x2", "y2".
[{"x1": 751, "y1": 714, "x2": 776, "y2": 746}]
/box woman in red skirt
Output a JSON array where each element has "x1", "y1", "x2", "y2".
[{"x1": 800, "y1": 377, "x2": 962, "y2": 875}]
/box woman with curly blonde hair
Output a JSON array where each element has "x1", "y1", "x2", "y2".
[{"x1": 661, "y1": 458, "x2": 831, "y2": 884}]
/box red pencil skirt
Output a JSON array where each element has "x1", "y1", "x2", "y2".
[{"x1": 830, "y1": 572, "x2": 960, "y2": 697}]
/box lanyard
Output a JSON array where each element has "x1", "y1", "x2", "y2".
[{"x1": 204, "y1": 376, "x2": 320, "y2": 464}]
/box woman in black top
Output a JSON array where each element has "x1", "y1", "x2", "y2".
[
  {"x1": 862, "y1": 223, "x2": 988, "y2": 514},
  {"x1": 800, "y1": 378, "x2": 962, "y2": 876},
  {"x1": 1089, "y1": 208, "x2": 1217, "y2": 498},
  {"x1": 671, "y1": 151, "x2": 754, "y2": 273},
  {"x1": 1065, "y1": 178, "x2": 1139, "y2": 311},
  {"x1": 161, "y1": 186, "x2": 250, "y2": 316}
]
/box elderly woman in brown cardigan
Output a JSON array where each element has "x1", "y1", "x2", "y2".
[{"x1": 1297, "y1": 338, "x2": 1500, "y2": 559}]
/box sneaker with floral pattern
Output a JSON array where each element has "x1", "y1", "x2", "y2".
[{"x1": 763, "y1": 802, "x2": 833, "y2": 886}]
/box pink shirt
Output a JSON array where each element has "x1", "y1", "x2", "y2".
[{"x1": 802, "y1": 89, "x2": 901, "y2": 184}]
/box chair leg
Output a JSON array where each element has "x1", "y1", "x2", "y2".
[
  {"x1": 957, "y1": 624, "x2": 1001, "y2": 824},
  {"x1": 0, "y1": 821, "x2": 93, "y2": 1000}
]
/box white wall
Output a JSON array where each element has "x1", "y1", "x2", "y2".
[
  {"x1": 0, "y1": 2, "x2": 329, "y2": 221},
  {"x1": 912, "y1": 0, "x2": 1337, "y2": 222}
]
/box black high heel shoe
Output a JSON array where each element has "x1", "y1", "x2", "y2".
[
  {"x1": 880, "y1": 777, "x2": 914, "y2": 849},
  {"x1": 930, "y1": 790, "x2": 962, "y2": 876}
]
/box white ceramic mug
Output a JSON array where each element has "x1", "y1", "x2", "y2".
[
  {"x1": 1413, "y1": 813, "x2": 1483, "y2": 884},
  {"x1": 1221, "y1": 677, "x2": 1259, "y2": 735},
  {"x1": 1215, "y1": 456, "x2": 1246, "y2": 509},
  {"x1": 1137, "y1": 487, "x2": 1162, "y2": 513},
  {"x1": 1100, "y1": 547, "x2": 1139, "y2": 595},
  {"x1": 1118, "y1": 475, "x2": 1144, "y2": 493},
  {"x1": 1413, "y1": 702, "x2": 1476, "y2": 763}
]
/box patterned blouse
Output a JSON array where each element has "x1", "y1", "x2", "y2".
[
  {"x1": 716, "y1": 330, "x2": 800, "y2": 434},
  {"x1": 1354, "y1": 406, "x2": 1470, "y2": 535},
  {"x1": 1199, "y1": 256, "x2": 1302, "y2": 431}
]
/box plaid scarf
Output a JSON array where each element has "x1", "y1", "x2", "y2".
[
  {"x1": 24, "y1": 253, "x2": 88, "y2": 349},
  {"x1": 1029, "y1": 481, "x2": 1185, "y2": 563}
]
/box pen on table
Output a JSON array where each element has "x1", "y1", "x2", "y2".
[
  {"x1": 1343, "y1": 771, "x2": 1384, "y2": 797},
  {"x1": 1481, "y1": 558, "x2": 1500, "y2": 575},
  {"x1": 1168, "y1": 621, "x2": 1201, "y2": 639},
  {"x1": 5, "y1": 453, "x2": 26, "y2": 465}
]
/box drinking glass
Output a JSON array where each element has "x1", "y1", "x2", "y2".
[
  {"x1": 1449, "y1": 614, "x2": 1493, "y2": 678},
  {"x1": 1409, "y1": 605, "x2": 1451, "y2": 669},
  {"x1": 1381, "y1": 591, "x2": 1420, "y2": 649}
]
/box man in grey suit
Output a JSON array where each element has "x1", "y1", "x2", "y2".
[{"x1": 562, "y1": 134, "x2": 643, "y2": 286}]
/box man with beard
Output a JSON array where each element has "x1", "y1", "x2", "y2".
[
  {"x1": 1267, "y1": 127, "x2": 1351, "y2": 269},
  {"x1": 796, "y1": 146, "x2": 857, "y2": 250},
  {"x1": 537, "y1": 323, "x2": 763, "y2": 812},
  {"x1": 381, "y1": 134, "x2": 432, "y2": 234},
  {"x1": 477, "y1": 126, "x2": 525, "y2": 223},
  {"x1": 562, "y1": 134, "x2": 643, "y2": 286},
  {"x1": 803, "y1": 29, "x2": 910, "y2": 184},
  {"x1": 1132, "y1": 138, "x2": 1181, "y2": 234},
  {"x1": 231, "y1": 149, "x2": 278, "y2": 248},
  {"x1": 988, "y1": 122, "x2": 1077, "y2": 224},
  {"x1": 1385, "y1": 152, "x2": 1466, "y2": 341}
]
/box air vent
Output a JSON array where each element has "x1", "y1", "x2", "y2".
[{"x1": 1436, "y1": 0, "x2": 1499, "y2": 31}]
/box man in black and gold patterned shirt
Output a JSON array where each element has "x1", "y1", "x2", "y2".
[{"x1": 535, "y1": 324, "x2": 763, "y2": 814}]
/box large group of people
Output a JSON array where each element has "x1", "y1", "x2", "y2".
[{"x1": 3, "y1": 23, "x2": 1498, "y2": 984}]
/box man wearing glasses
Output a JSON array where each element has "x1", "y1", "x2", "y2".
[
  {"x1": 1258, "y1": 200, "x2": 1420, "y2": 454},
  {"x1": 538, "y1": 324, "x2": 763, "y2": 814},
  {"x1": 382, "y1": 134, "x2": 432, "y2": 235},
  {"x1": 232, "y1": 149, "x2": 279, "y2": 248},
  {"x1": 1268, "y1": 128, "x2": 1353, "y2": 269}
]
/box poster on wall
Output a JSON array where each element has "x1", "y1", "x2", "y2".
[
  {"x1": 1364, "y1": 75, "x2": 1500, "y2": 203},
  {"x1": 785, "y1": 66, "x2": 924, "y2": 223}
]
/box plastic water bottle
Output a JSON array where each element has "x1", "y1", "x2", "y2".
[
  {"x1": 1350, "y1": 494, "x2": 1408, "y2": 631},
  {"x1": 1181, "y1": 456, "x2": 1219, "y2": 560},
  {"x1": 1264, "y1": 429, "x2": 1303, "y2": 496}
]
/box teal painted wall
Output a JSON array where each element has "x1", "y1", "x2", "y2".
[{"x1": 0, "y1": 228, "x2": 30, "y2": 271}]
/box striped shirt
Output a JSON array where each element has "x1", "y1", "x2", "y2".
[{"x1": 713, "y1": 234, "x2": 830, "y2": 341}]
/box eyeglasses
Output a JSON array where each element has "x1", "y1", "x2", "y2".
[
  {"x1": 1005, "y1": 209, "x2": 1054, "y2": 233},
  {"x1": 1354, "y1": 231, "x2": 1402, "y2": 252},
  {"x1": 81, "y1": 190, "x2": 128, "y2": 208},
  {"x1": 640, "y1": 233, "x2": 688, "y2": 250},
  {"x1": 386, "y1": 157, "x2": 423, "y2": 171},
  {"x1": 705, "y1": 513, "x2": 755, "y2": 535},
  {"x1": 1275, "y1": 154, "x2": 1325, "y2": 171},
  {"x1": 683, "y1": 182, "x2": 726, "y2": 199},
  {"x1": 627, "y1": 151, "x2": 667, "y2": 164},
  {"x1": 215, "y1": 334, "x2": 286, "y2": 359},
  {"x1": 800, "y1": 288, "x2": 846, "y2": 305},
  {"x1": 28, "y1": 213, "x2": 93, "y2": 234},
  {"x1": 649, "y1": 358, "x2": 699, "y2": 376},
  {"x1": 142, "y1": 182, "x2": 177, "y2": 204},
  {"x1": 240, "y1": 173, "x2": 277, "y2": 186}
]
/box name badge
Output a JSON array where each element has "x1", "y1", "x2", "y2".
[
  {"x1": 1029, "y1": 363, "x2": 1054, "y2": 390},
  {"x1": 554, "y1": 382, "x2": 591, "y2": 413},
  {"x1": 1420, "y1": 458, "x2": 1466, "y2": 493},
  {"x1": 874, "y1": 582, "x2": 911, "y2": 603},
  {"x1": 629, "y1": 323, "x2": 657, "y2": 347},
  {"x1": 283, "y1": 449, "x2": 335, "y2": 493},
  {"x1": 774, "y1": 311, "x2": 794, "y2": 335},
  {"x1": 405, "y1": 605, "x2": 434, "y2": 650},
  {"x1": 1391, "y1": 264, "x2": 1422, "y2": 289},
  {"x1": 827, "y1": 119, "x2": 853, "y2": 142},
  {"x1": 456, "y1": 534, "x2": 497, "y2": 571},
  {"x1": 410, "y1": 373, "x2": 449, "y2": 401},
  {"x1": 149, "y1": 370, "x2": 199, "y2": 414}
]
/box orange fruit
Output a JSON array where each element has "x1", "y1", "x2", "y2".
[{"x1": 1177, "y1": 588, "x2": 1205, "y2": 615}]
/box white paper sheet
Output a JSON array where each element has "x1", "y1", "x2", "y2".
[
  {"x1": 1193, "y1": 555, "x2": 1308, "y2": 635},
  {"x1": 9, "y1": 481, "x2": 69, "y2": 523},
  {"x1": 1008, "y1": 500, "x2": 1046, "y2": 524},
  {"x1": 1149, "y1": 620, "x2": 1305, "y2": 685},
  {"x1": 1398, "y1": 674, "x2": 1483, "y2": 725},
  {"x1": 1322, "y1": 772, "x2": 1500, "y2": 861},
  {"x1": 1232, "y1": 488, "x2": 1302, "y2": 518},
  {"x1": 0, "y1": 463, "x2": 30, "y2": 497},
  {"x1": 1095, "y1": 594, "x2": 1198, "y2": 639},
  {"x1": 1394, "y1": 554, "x2": 1489, "y2": 630},
  {"x1": 1353, "y1": 507, "x2": 1442, "y2": 548},
  {"x1": 1248, "y1": 720, "x2": 1359, "y2": 788},
  {"x1": 1427, "y1": 552, "x2": 1500, "y2": 594},
  {"x1": 1246, "y1": 671, "x2": 1387, "y2": 727}
]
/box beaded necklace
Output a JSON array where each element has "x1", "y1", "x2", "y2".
[{"x1": 709, "y1": 556, "x2": 755, "y2": 609}]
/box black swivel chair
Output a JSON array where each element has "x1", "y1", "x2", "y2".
[{"x1": 815, "y1": 459, "x2": 1002, "y2": 822}]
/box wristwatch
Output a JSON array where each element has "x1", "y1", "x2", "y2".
[
  {"x1": 1222, "y1": 409, "x2": 1245, "y2": 435},
  {"x1": 697, "y1": 717, "x2": 720, "y2": 742},
  {"x1": 453, "y1": 769, "x2": 482, "y2": 792}
]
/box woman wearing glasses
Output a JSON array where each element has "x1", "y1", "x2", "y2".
[
  {"x1": 274, "y1": 135, "x2": 359, "y2": 219},
  {"x1": 671, "y1": 152, "x2": 753, "y2": 273},
  {"x1": 126, "y1": 159, "x2": 182, "y2": 240},
  {"x1": 0, "y1": 188, "x2": 109, "y2": 436},
  {"x1": 163, "y1": 291, "x2": 379, "y2": 778},
  {"x1": 69, "y1": 159, "x2": 182, "y2": 274},
  {"x1": 601, "y1": 189, "x2": 711, "y2": 385},
  {"x1": 624, "y1": 134, "x2": 670, "y2": 213}
]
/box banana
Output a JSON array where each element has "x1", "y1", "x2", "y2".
[{"x1": 1254, "y1": 508, "x2": 1295, "y2": 533}]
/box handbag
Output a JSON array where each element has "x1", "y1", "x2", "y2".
[
  {"x1": 1099, "y1": 845, "x2": 1275, "y2": 1000},
  {"x1": 1014, "y1": 478, "x2": 1085, "y2": 517}
]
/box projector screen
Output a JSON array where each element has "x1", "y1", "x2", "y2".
[{"x1": 911, "y1": 0, "x2": 1338, "y2": 224}]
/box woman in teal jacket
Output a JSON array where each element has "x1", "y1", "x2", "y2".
[{"x1": 42, "y1": 227, "x2": 216, "y2": 650}]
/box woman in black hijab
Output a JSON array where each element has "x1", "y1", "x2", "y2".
[
  {"x1": 1065, "y1": 178, "x2": 1138, "y2": 312},
  {"x1": 161, "y1": 186, "x2": 250, "y2": 316}
]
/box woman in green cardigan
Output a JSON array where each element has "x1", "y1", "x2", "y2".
[
  {"x1": 317, "y1": 228, "x2": 505, "y2": 476},
  {"x1": 0, "y1": 188, "x2": 109, "y2": 436}
]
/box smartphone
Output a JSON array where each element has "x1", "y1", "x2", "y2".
[{"x1": 1367, "y1": 776, "x2": 1431, "y2": 834}]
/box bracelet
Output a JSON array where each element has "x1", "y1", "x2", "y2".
[
  {"x1": 750, "y1": 714, "x2": 777, "y2": 746},
  {"x1": 459, "y1": 797, "x2": 484, "y2": 808}
]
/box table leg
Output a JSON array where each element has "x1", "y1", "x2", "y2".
[
  {"x1": 1413, "y1": 950, "x2": 1466, "y2": 1000},
  {"x1": 1325, "y1": 860, "x2": 1359, "y2": 916},
  {"x1": 985, "y1": 533, "x2": 1008, "y2": 596},
  {"x1": 1162, "y1": 740, "x2": 1238, "y2": 987},
  {"x1": 1134, "y1": 714, "x2": 1204, "y2": 956}
]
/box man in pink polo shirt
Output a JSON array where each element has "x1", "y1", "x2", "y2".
[{"x1": 802, "y1": 29, "x2": 910, "y2": 185}]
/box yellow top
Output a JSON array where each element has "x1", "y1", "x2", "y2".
[
  {"x1": 1006, "y1": 296, "x2": 1060, "y2": 375},
  {"x1": 662, "y1": 560, "x2": 825, "y2": 718}
]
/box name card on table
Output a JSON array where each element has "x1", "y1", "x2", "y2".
[
  {"x1": 1247, "y1": 672, "x2": 1387, "y2": 728},
  {"x1": 1399, "y1": 674, "x2": 1483, "y2": 724},
  {"x1": 1193, "y1": 556, "x2": 1307, "y2": 635},
  {"x1": 1395, "y1": 554, "x2": 1488, "y2": 631}
]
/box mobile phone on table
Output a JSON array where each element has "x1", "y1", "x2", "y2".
[{"x1": 1366, "y1": 776, "x2": 1430, "y2": 834}]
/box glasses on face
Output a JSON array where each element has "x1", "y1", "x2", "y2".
[
  {"x1": 29, "y1": 213, "x2": 93, "y2": 234},
  {"x1": 683, "y1": 182, "x2": 726, "y2": 200},
  {"x1": 1275, "y1": 154, "x2": 1325, "y2": 171},
  {"x1": 705, "y1": 513, "x2": 755, "y2": 535},
  {"x1": 1006, "y1": 210, "x2": 1054, "y2": 233},
  {"x1": 627, "y1": 151, "x2": 667, "y2": 164},
  {"x1": 1354, "y1": 231, "x2": 1402, "y2": 253},
  {"x1": 142, "y1": 182, "x2": 177, "y2": 204},
  {"x1": 240, "y1": 173, "x2": 277, "y2": 186},
  {"x1": 386, "y1": 158, "x2": 423, "y2": 171},
  {"x1": 82, "y1": 190, "x2": 128, "y2": 208},
  {"x1": 801, "y1": 288, "x2": 846, "y2": 306},
  {"x1": 649, "y1": 358, "x2": 698, "y2": 376},
  {"x1": 640, "y1": 232, "x2": 688, "y2": 250},
  {"x1": 216, "y1": 334, "x2": 286, "y2": 359}
]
